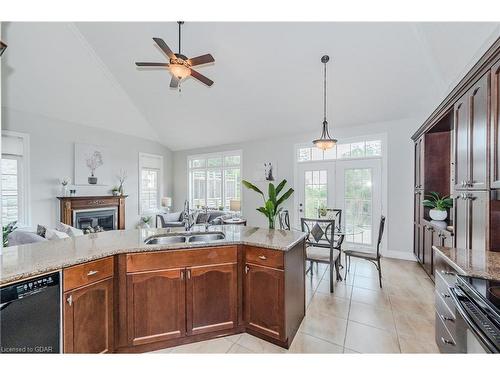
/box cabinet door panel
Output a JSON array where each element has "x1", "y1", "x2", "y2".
[
  {"x1": 414, "y1": 138, "x2": 424, "y2": 189},
  {"x1": 413, "y1": 223, "x2": 420, "y2": 260},
  {"x1": 186, "y1": 263, "x2": 237, "y2": 336},
  {"x1": 469, "y1": 74, "x2": 489, "y2": 189},
  {"x1": 64, "y1": 278, "x2": 113, "y2": 353},
  {"x1": 470, "y1": 191, "x2": 488, "y2": 251},
  {"x1": 414, "y1": 191, "x2": 422, "y2": 223},
  {"x1": 491, "y1": 60, "x2": 500, "y2": 188},
  {"x1": 423, "y1": 226, "x2": 434, "y2": 276},
  {"x1": 127, "y1": 268, "x2": 185, "y2": 346},
  {"x1": 454, "y1": 194, "x2": 469, "y2": 250},
  {"x1": 244, "y1": 264, "x2": 284, "y2": 340},
  {"x1": 454, "y1": 97, "x2": 469, "y2": 190}
]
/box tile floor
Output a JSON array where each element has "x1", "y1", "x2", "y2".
[{"x1": 150, "y1": 257, "x2": 439, "y2": 354}]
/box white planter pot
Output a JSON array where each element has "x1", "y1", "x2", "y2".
[{"x1": 429, "y1": 209, "x2": 447, "y2": 221}]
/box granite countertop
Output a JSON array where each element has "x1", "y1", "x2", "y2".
[
  {"x1": 0, "y1": 225, "x2": 306, "y2": 285},
  {"x1": 433, "y1": 246, "x2": 500, "y2": 280}
]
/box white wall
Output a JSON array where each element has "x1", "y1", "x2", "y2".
[
  {"x1": 173, "y1": 118, "x2": 416, "y2": 260},
  {"x1": 2, "y1": 108, "x2": 173, "y2": 229}
]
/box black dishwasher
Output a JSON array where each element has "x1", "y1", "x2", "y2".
[{"x1": 0, "y1": 272, "x2": 61, "y2": 354}]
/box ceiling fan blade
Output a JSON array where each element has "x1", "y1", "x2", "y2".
[
  {"x1": 170, "y1": 75, "x2": 180, "y2": 88},
  {"x1": 135, "y1": 62, "x2": 169, "y2": 67},
  {"x1": 190, "y1": 69, "x2": 214, "y2": 86},
  {"x1": 187, "y1": 54, "x2": 215, "y2": 67},
  {"x1": 152, "y1": 37, "x2": 175, "y2": 60}
]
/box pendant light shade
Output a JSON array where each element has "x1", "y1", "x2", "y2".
[{"x1": 313, "y1": 55, "x2": 337, "y2": 150}]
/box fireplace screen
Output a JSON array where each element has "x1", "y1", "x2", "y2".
[{"x1": 73, "y1": 208, "x2": 117, "y2": 232}]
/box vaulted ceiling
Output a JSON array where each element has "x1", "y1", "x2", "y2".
[{"x1": 2, "y1": 22, "x2": 499, "y2": 150}]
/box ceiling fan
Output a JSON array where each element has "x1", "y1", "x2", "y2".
[{"x1": 135, "y1": 21, "x2": 215, "y2": 88}]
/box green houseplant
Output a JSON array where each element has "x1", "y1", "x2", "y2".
[
  {"x1": 3, "y1": 221, "x2": 17, "y2": 247},
  {"x1": 422, "y1": 192, "x2": 453, "y2": 221},
  {"x1": 242, "y1": 179, "x2": 294, "y2": 229}
]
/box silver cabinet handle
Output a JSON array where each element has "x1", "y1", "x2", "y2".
[
  {"x1": 440, "y1": 314, "x2": 455, "y2": 322},
  {"x1": 258, "y1": 255, "x2": 267, "y2": 260},
  {"x1": 67, "y1": 295, "x2": 73, "y2": 306},
  {"x1": 245, "y1": 265, "x2": 249, "y2": 274},
  {"x1": 87, "y1": 270, "x2": 98, "y2": 276},
  {"x1": 441, "y1": 270, "x2": 456, "y2": 276},
  {"x1": 441, "y1": 337, "x2": 455, "y2": 346},
  {"x1": 186, "y1": 269, "x2": 191, "y2": 279},
  {"x1": 180, "y1": 270, "x2": 184, "y2": 280},
  {"x1": 441, "y1": 292, "x2": 451, "y2": 298}
]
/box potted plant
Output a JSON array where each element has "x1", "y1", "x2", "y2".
[
  {"x1": 111, "y1": 186, "x2": 120, "y2": 196},
  {"x1": 86, "y1": 151, "x2": 103, "y2": 184},
  {"x1": 422, "y1": 192, "x2": 453, "y2": 221},
  {"x1": 139, "y1": 216, "x2": 152, "y2": 229},
  {"x1": 117, "y1": 169, "x2": 127, "y2": 195},
  {"x1": 242, "y1": 179, "x2": 294, "y2": 229}
]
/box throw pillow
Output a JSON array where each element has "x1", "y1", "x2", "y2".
[
  {"x1": 55, "y1": 222, "x2": 84, "y2": 237},
  {"x1": 162, "y1": 212, "x2": 182, "y2": 222},
  {"x1": 37, "y1": 224, "x2": 48, "y2": 238},
  {"x1": 45, "y1": 229, "x2": 70, "y2": 241}
]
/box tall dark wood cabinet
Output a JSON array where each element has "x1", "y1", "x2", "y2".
[{"x1": 491, "y1": 59, "x2": 500, "y2": 189}]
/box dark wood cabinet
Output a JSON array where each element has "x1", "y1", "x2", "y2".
[
  {"x1": 413, "y1": 223, "x2": 422, "y2": 261},
  {"x1": 454, "y1": 191, "x2": 488, "y2": 251},
  {"x1": 126, "y1": 268, "x2": 186, "y2": 346},
  {"x1": 186, "y1": 263, "x2": 237, "y2": 336},
  {"x1": 422, "y1": 225, "x2": 435, "y2": 276},
  {"x1": 454, "y1": 74, "x2": 490, "y2": 190},
  {"x1": 63, "y1": 278, "x2": 114, "y2": 353},
  {"x1": 491, "y1": 59, "x2": 500, "y2": 189},
  {"x1": 244, "y1": 263, "x2": 285, "y2": 341}
]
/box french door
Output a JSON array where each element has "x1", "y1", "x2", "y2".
[{"x1": 297, "y1": 159, "x2": 382, "y2": 248}]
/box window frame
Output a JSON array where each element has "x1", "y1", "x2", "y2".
[
  {"x1": 187, "y1": 150, "x2": 242, "y2": 211},
  {"x1": 138, "y1": 152, "x2": 164, "y2": 215},
  {"x1": 1, "y1": 130, "x2": 30, "y2": 227}
]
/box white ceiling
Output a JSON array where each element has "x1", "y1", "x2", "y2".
[{"x1": 2, "y1": 22, "x2": 499, "y2": 150}]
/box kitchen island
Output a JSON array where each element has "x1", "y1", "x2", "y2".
[{"x1": 0, "y1": 226, "x2": 306, "y2": 353}]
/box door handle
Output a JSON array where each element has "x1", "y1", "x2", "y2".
[
  {"x1": 245, "y1": 265, "x2": 249, "y2": 274},
  {"x1": 67, "y1": 295, "x2": 73, "y2": 306}
]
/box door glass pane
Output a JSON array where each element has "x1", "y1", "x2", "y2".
[
  {"x1": 207, "y1": 170, "x2": 222, "y2": 209},
  {"x1": 191, "y1": 170, "x2": 206, "y2": 209},
  {"x1": 344, "y1": 168, "x2": 372, "y2": 245},
  {"x1": 1, "y1": 158, "x2": 19, "y2": 223},
  {"x1": 304, "y1": 169, "x2": 327, "y2": 218},
  {"x1": 224, "y1": 168, "x2": 241, "y2": 210},
  {"x1": 298, "y1": 148, "x2": 311, "y2": 162}
]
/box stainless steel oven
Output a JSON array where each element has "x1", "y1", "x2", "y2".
[
  {"x1": 450, "y1": 275, "x2": 500, "y2": 353},
  {"x1": 0, "y1": 272, "x2": 61, "y2": 354}
]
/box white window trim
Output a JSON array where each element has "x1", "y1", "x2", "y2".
[
  {"x1": 138, "y1": 152, "x2": 164, "y2": 215},
  {"x1": 187, "y1": 150, "x2": 242, "y2": 211},
  {"x1": 1, "y1": 130, "x2": 31, "y2": 227}
]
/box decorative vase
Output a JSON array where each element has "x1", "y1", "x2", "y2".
[
  {"x1": 61, "y1": 185, "x2": 69, "y2": 197},
  {"x1": 268, "y1": 216, "x2": 276, "y2": 230},
  {"x1": 429, "y1": 209, "x2": 447, "y2": 221},
  {"x1": 88, "y1": 175, "x2": 97, "y2": 184}
]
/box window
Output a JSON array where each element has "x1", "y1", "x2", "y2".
[
  {"x1": 297, "y1": 139, "x2": 382, "y2": 162},
  {"x1": 188, "y1": 151, "x2": 241, "y2": 210},
  {"x1": 139, "y1": 153, "x2": 163, "y2": 214},
  {"x1": 1, "y1": 131, "x2": 30, "y2": 227}
]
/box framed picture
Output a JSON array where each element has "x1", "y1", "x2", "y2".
[
  {"x1": 253, "y1": 161, "x2": 277, "y2": 181},
  {"x1": 74, "y1": 143, "x2": 110, "y2": 186}
]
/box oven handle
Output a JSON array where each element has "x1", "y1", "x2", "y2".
[{"x1": 449, "y1": 287, "x2": 496, "y2": 353}]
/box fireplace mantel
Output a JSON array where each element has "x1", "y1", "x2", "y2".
[{"x1": 57, "y1": 195, "x2": 127, "y2": 229}]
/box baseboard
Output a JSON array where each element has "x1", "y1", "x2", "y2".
[{"x1": 381, "y1": 249, "x2": 417, "y2": 261}]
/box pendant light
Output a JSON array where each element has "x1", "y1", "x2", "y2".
[{"x1": 313, "y1": 55, "x2": 337, "y2": 150}]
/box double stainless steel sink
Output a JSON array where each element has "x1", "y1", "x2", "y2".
[{"x1": 144, "y1": 231, "x2": 225, "y2": 245}]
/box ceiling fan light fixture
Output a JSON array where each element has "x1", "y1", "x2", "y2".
[{"x1": 169, "y1": 63, "x2": 190, "y2": 79}]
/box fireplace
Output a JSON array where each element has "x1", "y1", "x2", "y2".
[
  {"x1": 57, "y1": 195, "x2": 127, "y2": 230},
  {"x1": 73, "y1": 207, "x2": 118, "y2": 231}
]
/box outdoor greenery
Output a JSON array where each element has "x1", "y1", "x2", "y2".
[
  {"x1": 3, "y1": 221, "x2": 17, "y2": 247},
  {"x1": 422, "y1": 192, "x2": 453, "y2": 211},
  {"x1": 242, "y1": 179, "x2": 294, "y2": 229}
]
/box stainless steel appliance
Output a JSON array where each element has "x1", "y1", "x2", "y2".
[
  {"x1": 0, "y1": 272, "x2": 61, "y2": 354},
  {"x1": 450, "y1": 275, "x2": 500, "y2": 353}
]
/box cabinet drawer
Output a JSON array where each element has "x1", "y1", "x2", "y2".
[
  {"x1": 435, "y1": 291, "x2": 457, "y2": 335},
  {"x1": 435, "y1": 271, "x2": 456, "y2": 313},
  {"x1": 245, "y1": 246, "x2": 284, "y2": 269},
  {"x1": 64, "y1": 257, "x2": 114, "y2": 292},
  {"x1": 127, "y1": 246, "x2": 237, "y2": 272},
  {"x1": 435, "y1": 312, "x2": 461, "y2": 353}
]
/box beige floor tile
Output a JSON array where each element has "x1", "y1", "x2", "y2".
[
  {"x1": 288, "y1": 332, "x2": 344, "y2": 353},
  {"x1": 351, "y1": 286, "x2": 391, "y2": 309},
  {"x1": 389, "y1": 295, "x2": 435, "y2": 320},
  {"x1": 353, "y1": 275, "x2": 383, "y2": 291},
  {"x1": 348, "y1": 301, "x2": 396, "y2": 332},
  {"x1": 316, "y1": 281, "x2": 353, "y2": 299},
  {"x1": 343, "y1": 347, "x2": 360, "y2": 353},
  {"x1": 227, "y1": 343, "x2": 254, "y2": 353},
  {"x1": 298, "y1": 309, "x2": 348, "y2": 346},
  {"x1": 225, "y1": 333, "x2": 244, "y2": 343},
  {"x1": 307, "y1": 293, "x2": 351, "y2": 319},
  {"x1": 237, "y1": 333, "x2": 287, "y2": 353},
  {"x1": 399, "y1": 336, "x2": 440, "y2": 353},
  {"x1": 393, "y1": 310, "x2": 436, "y2": 343},
  {"x1": 344, "y1": 321, "x2": 400, "y2": 353},
  {"x1": 147, "y1": 347, "x2": 173, "y2": 354},
  {"x1": 354, "y1": 263, "x2": 381, "y2": 279},
  {"x1": 169, "y1": 337, "x2": 234, "y2": 353}
]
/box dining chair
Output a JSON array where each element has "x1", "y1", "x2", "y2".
[
  {"x1": 301, "y1": 217, "x2": 341, "y2": 293},
  {"x1": 318, "y1": 208, "x2": 344, "y2": 267},
  {"x1": 344, "y1": 216, "x2": 386, "y2": 288},
  {"x1": 279, "y1": 210, "x2": 290, "y2": 230}
]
